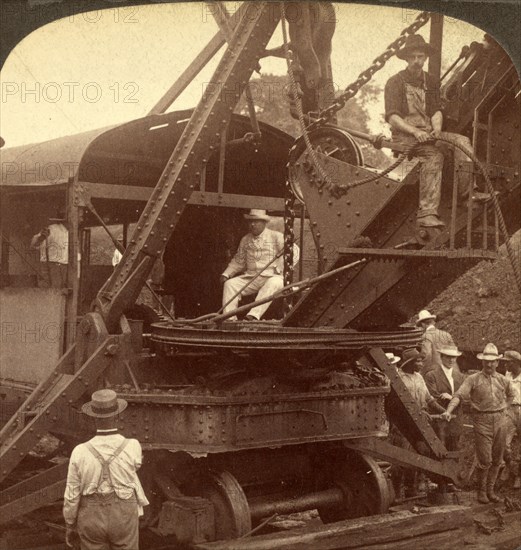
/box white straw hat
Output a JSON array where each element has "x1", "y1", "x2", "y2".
[
  {"x1": 439, "y1": 345, "x2": 462, "y2": 357},
  {"x1": 477, "y1": 343, "x2": 502, "y2": 361},
  {"x1": 385, "y1": 352, "x2": 400, "y2": 365},
  {"x1": 244, "y1": 209, "x2": 270, "y2": 221},
  {"x1": 81, "y1": 389, "x2": 128, "y2": 418},
  {"x1": 416, "y1": 310, "x2": 436, "y2": 325}
]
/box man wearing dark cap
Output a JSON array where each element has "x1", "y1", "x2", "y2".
[
  {"x1": 443, "y1": 343, "x2": 515, "y2": 503},
  {"x1": 398, "y1": 347, "x2": 445, "y2": 415},
  {"x1": 64, "y1": 389, "x2": 148, "y2": 549},
  {"x1": 30, "y1": 209, "x2": 69, "y2": 288},
  {"x1": 385, "y1": 34, "x2": 474, "y2": 228},
  {"x1": 392, "y1": 348, "x2": 444, "y2": 497},
  {"x1": 503, "y1": 350, "x2": 521, "y2": 488}
]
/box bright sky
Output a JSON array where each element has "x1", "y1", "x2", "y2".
[{"x1": 0, "y1": 2, "x2": 486, "y2": 148}]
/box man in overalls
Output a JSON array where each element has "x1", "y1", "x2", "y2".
[
  {"x1": 64, "y1": 389, "x2": 149, "y2": 549},
  {"x1": 384, "y1": 34, "x2": 473, "y2": 228}
]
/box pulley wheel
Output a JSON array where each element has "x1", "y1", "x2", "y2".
[
  {"x1": 318, "y1": 449, "x2": 390, "y2": 523},
  {"x1": 193, "y1": 470, "x2": 252, "y2": 540},
  {"x1": 289, "y1": 126, "x2": 364, "y2": 203}
]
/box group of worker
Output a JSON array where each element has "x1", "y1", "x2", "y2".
[{"x1": 389, "y1": 309, "x2": 521, "y2": 504}]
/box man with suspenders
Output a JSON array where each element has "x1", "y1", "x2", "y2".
[{"x1": 64, "y1": 389, "x2": 149, "y2": 549}]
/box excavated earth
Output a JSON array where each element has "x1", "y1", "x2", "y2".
[{"x1": 427, "y1": 230, "x2": 521, "y2": 355}]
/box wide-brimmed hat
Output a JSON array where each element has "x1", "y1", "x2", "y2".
[
  {"x1": 477, "y1": 343, "x2": 503, "y2": 361},
  {"x1": 386, "y1": 352, "x2": 400, "y2": 365},
  {"x1": 396, "y1": 34, "x2": 436, "y2": 60},
  {"x1": 81, "y1": 389, "x2": 128, "y2": 418},
  {"x1": 439, "y1": 345, "x2": 462, "y2": 357},
  {"x1": 400, "y1": 347, "x2": 422, "y2": 369},
  {"x1": 244, "y1": 209, "x2": 270, "y2": 221},
  {"x1": 416, "y1": 309, "x2": 436, "y2": 325},
  {"x1": 503, "y1": 350, "x2": 521, "y2": 363}
]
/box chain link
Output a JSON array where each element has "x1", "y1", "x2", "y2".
[{"x1": 306, "y1": 11, "x2": 431, "y2": 133}]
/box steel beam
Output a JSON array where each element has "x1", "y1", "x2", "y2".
[
  {"x1": 343, "y1": 438, "x2": 459, "y2": 483},
  {"x1": 97, "y1": 3, "x2": 280, "y2": 332},
  {"x1": 0, "y1": 461, "x2": 68, "y2": 525}
]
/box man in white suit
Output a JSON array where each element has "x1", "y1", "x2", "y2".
[{"x1": 220, "y1": 209, "x2": 298, "y2": 321}]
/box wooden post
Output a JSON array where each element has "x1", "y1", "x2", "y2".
[
  {"x1": 66, "y1": 180, "x2": 80, "y2": 349},
  {"x1": 428, "y1": 13, "x2": 444, "y2": 80}
]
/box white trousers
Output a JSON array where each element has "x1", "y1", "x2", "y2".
[{"x1": 223, "y1": 274, "x2": 284, "y2": 319}]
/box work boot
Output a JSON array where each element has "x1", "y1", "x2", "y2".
[
  {"x1": 417, "y1": 214, "x2": 446, "y2": 227},
  {"x1": 476, "y1": 468, "x2": 489, "y2": 504},
  {"x1": 486, "y1": 464, "x2": 502, "y2": 503}
]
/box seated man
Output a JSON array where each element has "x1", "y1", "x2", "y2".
[
  {"x1": 220, "y1": 209, "x2": 299, "y2": 321},
  {"x1": 385, "y1": 34, "x2": 474, "y2": 228}
]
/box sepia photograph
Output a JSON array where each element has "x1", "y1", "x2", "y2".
[{"x1": 0, "y1": 1, "x2": 520, "y2": 548}]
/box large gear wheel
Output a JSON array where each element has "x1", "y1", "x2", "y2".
[{"x1": 289, "y1": 126, "x2": 363, "y2": 203}]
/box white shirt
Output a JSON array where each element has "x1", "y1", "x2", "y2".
[
  {"x1": 506, "y1": 371, "x2": 521, "y2": 405},
  {"x1": 112, "y1": 248, "x2": 122, "y2": 267},
  {"x1": 63, "y1": 433, "x2": 149, "y2": 525},
  {"x1": 223, "y1": 228, "x2": 299, "y2": 278},
  {"x1": 441, "y1": 365, "x2": 455, "y2": 393},
  {"x1": 35, "y1": 223, "x2": 69, "y2": 264}
]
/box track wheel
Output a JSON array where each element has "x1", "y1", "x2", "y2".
[
  {"x1": 318, "y1": 449, "x2": 390, "y2": 523},
  {"x1": 195, "y1": 470, "x2": 251, "y2": 540}
]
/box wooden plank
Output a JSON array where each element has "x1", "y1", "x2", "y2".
[
  {"x1": 368, "y1": 511, "x2": 521, "y2": 550},
  {"x1": 196, "y1": 506, "x2": 471, "y2": 550}
]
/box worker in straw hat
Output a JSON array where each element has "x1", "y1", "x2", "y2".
[
  {"x1": 443, "y1": 343, "x2": 515, "y2": 503},
  {"x1": 384, "y1": 34, "x2": 475, "y2": 229},
  {"x1": 425, "y1": 345, "x2": 465, "y2": 452},
  {"x1": 220, "y1": 209, "x2": 299, "y2": 321},
  {"x1": 63, "y1": 389, "x2": 149, "y2": 549},
  {"x1": 416, "y1": 309, "x2": 455, "y2": 375},
  {"x1": 502, "y1": 350, "x2": 521, "y2": 488}
]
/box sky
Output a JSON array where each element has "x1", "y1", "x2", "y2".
[{"x1": 0, "y1": 2, "x2": 487, "y2": 148}]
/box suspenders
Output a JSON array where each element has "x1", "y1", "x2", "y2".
[{"x1": 85, "y1": 438, "x2": 130, "y2": 493}]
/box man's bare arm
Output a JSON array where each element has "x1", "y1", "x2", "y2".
[
  {"x1": 388, "y1": 114, "x2": 431, "y2": 143},
  {"x1": 430, "y1": 111, "x2": 443, "y2": 137}
]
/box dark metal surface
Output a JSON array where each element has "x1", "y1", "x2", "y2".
[
  {"x1": 343, "y1": 438, "x2": 460, "y2": 483},
  {"x1": 317, "y1": 449, "x2": 391, "y2": 523},
  {"x1": 0, "y1": 461, "x2": 68, "y2": 525},
  {"x1": 150, "y1": 322, "x2": 422, "y2": 350},
  {"x1": 188, "y1": 470, "x2": 251, "y2": 540},
  {"x1": 118, "y1": 388, "x2": 389, "y2": 453}
]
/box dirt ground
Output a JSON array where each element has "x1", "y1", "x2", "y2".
[{"x1": 427, "y1": 230, "x2": 521, "y2": 355}]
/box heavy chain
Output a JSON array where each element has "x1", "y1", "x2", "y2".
[{"x1": 306, "y1": 10, "x2": 431, "y2": 133}]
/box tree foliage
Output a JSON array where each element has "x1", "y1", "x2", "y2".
[{"x1": 236, "y1": 74, "x2": 388, "y2": 167}]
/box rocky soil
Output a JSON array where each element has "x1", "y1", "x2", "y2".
[{"x1": 427, "y1": 230, "x2": 521, "y2": 354}]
